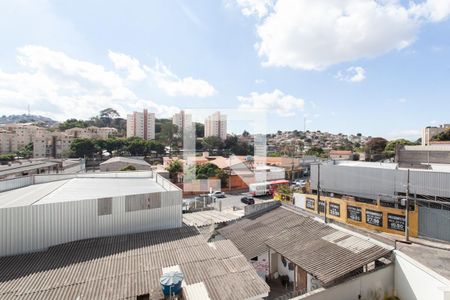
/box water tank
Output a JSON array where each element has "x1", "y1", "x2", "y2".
[{"x1": 160, "y1": 271, "x2": 184, "y2": 296}]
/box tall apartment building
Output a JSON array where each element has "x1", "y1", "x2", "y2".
[
  {"x1": 33, "y1": 133, "x2": 74, "y2": 158},
  {"x1": 205, "y1": 111, "x2": 227, "y2": 140},
  {"x1": 126, "y1": 109, "x2": 155, "y2": 140},
  {"x1": 172, "y1": 110, "x2": 192, "y2": 133},
  {"x1": 422, "y1": 124, "x2": 450, "y2": 146},
  {"x1": 65, "y1": 126, "x2": 117, "y2": 139},
  {"x1": 0, "y1": 124, "x2": 47, "y2": 154}
]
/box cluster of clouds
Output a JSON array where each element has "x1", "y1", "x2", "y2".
[
  {"x1": 0, "y1": 45, "x2": 304, "y2": 120},
  {"x1": 232, "y1": 0, "x2": 450, "y2": 82},
  {"x1": 335, "y1": 66, "x2": 366, "y2": 83},
  {"x1": 4, "y1": 1, "x2": 449, "y2": 121},
  {"x1": 238, "y1": 89, "x2": 304, "y2": 116},
  {"x1": 0, "y1": 45, "x2": 216, "y2": 120},
  {"x1": 233, "y1": 0, "x2": 450, "y2": 70}
]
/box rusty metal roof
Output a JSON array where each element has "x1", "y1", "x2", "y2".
[
  {"x1": 0, "y1": 227, "x2": 269, "y2": 300},
  {"x1": 218, "y1": 207, "x2": 392, "y2": 285}
]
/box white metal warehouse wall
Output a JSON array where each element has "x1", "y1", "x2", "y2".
[
  {"x1": 311, "y1": 163, "x2": 450, "y2": 199},
  {"x1": 0, "y1": 188, "x2": 182, "y2": 257}
]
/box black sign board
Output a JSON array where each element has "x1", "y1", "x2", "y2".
[
  {"x1": 305, "y1": 198, "x2": 315, "y2": 210},
  {"x1": 347, "y1": 205, "x2": 362, "y2": 222},
  {"x1": 366, "y1": 210, "x2": 383, "y2": 227},
  {"x1": 387, "y1": 213, "x2": 406, "y2": 232},
  {"x1": 328, "y1": 202, "x2": 340, "y2": 217},
  {"x1": 318, "y1": 200, "x2": 325, "y2": 213}
]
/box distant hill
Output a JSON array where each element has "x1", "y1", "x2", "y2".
[{"x1": 0, "y1": 114, "x2": 57, "y2": 126}]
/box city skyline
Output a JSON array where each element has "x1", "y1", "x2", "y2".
[{"x1": 1, "y1": 1, "x2": 450, "y2": 140}]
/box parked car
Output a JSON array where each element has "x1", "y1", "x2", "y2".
[
  {"x1": 241, "y1": 196, "x2": 255, "y2": 205},
  {"x1": 294, "y1": 179, "x2": 306, "y2": 187},
  {"x1": 209, "y1": 191, "x2": 226, "y2": 198}
]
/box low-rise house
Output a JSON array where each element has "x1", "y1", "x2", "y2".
[
  {"x1": 218, "y1": 206, "x2": 394, "y2": 298},
  {"x1": 329, "y1": 150, "x2": 354, "y2": 160}
]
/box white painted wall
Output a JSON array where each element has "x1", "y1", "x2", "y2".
[
  {"x1": 277, "y1": 253, "x2": 295, "y2": 283},
  {"x1": 0, "y1": 189, "x2": 182, "y2": 256},
  {"x1": 293, "y1": 265, "x2": 395, "y2": 300},
  {"x1": 294, "y1": 193, "x2": 305, "y2": 208},
  {"x1": 394, "y1": 250, "x2": 450, "y2": 300}
]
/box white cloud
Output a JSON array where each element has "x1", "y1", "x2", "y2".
[
  {"x1": 336, "y1": 66, "x2": 366, "y2": 82},
  {"x1": 238, "y1": 89, "x2": 304, "y2": 116},
  {"x1": 233, "y1": 0, "x2": 450, "y2": 70},
  {"x1": 0, "y1": 45, "x2": 177, "y2": 120},
  {"x1": 255, "y1": 78, "x2": 265, "y2": 84},
  {"x1": 108, "y1": 50, "x2": 147, "y2": 81},
  {"x1": 409, "y1": 0, "x2": 450, "y2": 22},
  {"x1": 151, "y1": 61, "x2": 216, "y2": 97},
  {"x1": 233, "y1": 0, "x2": 274, "y2": 18}
]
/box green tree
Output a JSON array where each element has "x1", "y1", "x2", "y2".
[
  {"x1": 195, "y1": 122, "x2": 204, "y2": 138},
  {"x1": 166, "y1": 159, "x2": 183, "y2": 181},
  {"x1": 127, "y1": 138, "x2": 148, "y2": 156},
  {"x1": 305, "y1": 147, "x2": 324, "y2": 157},
  {"x1": 16, "y1": 143, "x2": 33, "y2": 158},
  {"x1": 195, "y1": 163, "x2": 219, "y2": 179},
  {"x1": 102, "y1": 138, "x2": 126, "y2": 155},
  {"x1": 432, "y1": 128, "x2": 450, "y2": 141},
  {"x1": 215, "y1": 168, "x2": 229, "y2": 188},
  {"x1": 202, "y1": 136, "x2": 224, "y2": 153},
  {"x1": 70, "y1": 138, "x2": 98, "y2": 158},
  {"x1": 58, "y1": 119, "x2": 88, "y2": 131},
  {"x1": 365, "y1": 137, "x2": 388, "y2": 161},
  {"x1": 0, "y1": 154, "x2": 15, "y2": 162},
  {"x1": 384, "y1": 139, "x2": 414, "y2": 157}
]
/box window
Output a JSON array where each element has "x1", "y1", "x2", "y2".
[
  {"x1": 125, "y1": 193, "x2": 161, "y2": 212},
  {"x1": 98, "y1": 198, "x2": 112, "y2": 216}
]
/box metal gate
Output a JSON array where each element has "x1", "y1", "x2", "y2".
[{"x1": 418, "y1": 204, "x2": 450, "y2": 242}]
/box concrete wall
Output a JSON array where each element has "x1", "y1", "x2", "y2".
[
  {"x1": 397, "y1": 149, "x2": 450, "y2": 166},
  {"x1": 394, "y1": 250, "x2": 450, "y2": 300},
  {"x1": 293, "y1": 265, "x2": 395, "y2": 300},
  {"x1": 244, "y1": 200, "x2": 280, "y2": 216}
]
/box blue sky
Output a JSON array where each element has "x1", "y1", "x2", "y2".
[{"x1": 1, "y1": 0, "x2": 450, "y2": 140}]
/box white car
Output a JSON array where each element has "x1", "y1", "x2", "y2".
[
  {"x1": 209, "y1": 191, "x2": 226, "y2": 198},
  {"x1": 294, "y1": 179, "x2": 306, "y2": 187}
]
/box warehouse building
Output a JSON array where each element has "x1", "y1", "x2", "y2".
[
  {"x1": 310, "y1": 161, "x2": 450, "y2": 242},
  {"x1": 0, "y1": 171, "x2": 182, "y2": 256},
  {"x1": 99, "y1": 156, "x2": 152, "y2": 172}
]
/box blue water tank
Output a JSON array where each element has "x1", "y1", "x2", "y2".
[{"x1": 160, "y1": 271, "x2": 184, "y2": 296}]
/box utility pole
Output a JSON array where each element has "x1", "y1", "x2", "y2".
[
  {"x1": 317, "y1": 163, "x2": 321, "y2": 215},
  {"x1": 405, "y1": 169, "x2": 410, "y2": 241}
]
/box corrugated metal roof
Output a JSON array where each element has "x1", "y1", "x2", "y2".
[
  {"x1": 0, "y1": 177, "x2": 166, "y2": 208},
  {"x1": 218, "y1": 206, "x2": 310, "y2": 259},
  {"x1": 100, "y1": 157, "x2": 151, "y2": 167},
  {"x1": 218, "y1": 207, "x2": 392, "y2": 286},
  {"x1": 0, "y1": 226, "x2": 269, "y2": 300},
  {"x1": 0, "y1": 161, "x2": 59, "y2": 177}
]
